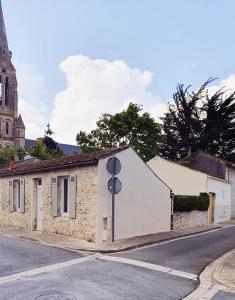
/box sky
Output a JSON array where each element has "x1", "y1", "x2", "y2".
[{"x1": 3, "y1": 0, "x2": 235, "y2": 144}]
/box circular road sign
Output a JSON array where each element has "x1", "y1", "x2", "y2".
[
  {"x1": 106, "y1": 157, "x2": 121, "y2": 176},
  {"x1": 108, "y1": 177, "x2": 122, "y2": 195}
]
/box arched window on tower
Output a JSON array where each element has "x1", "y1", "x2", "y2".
[
  {"x1": 5, "y1": 77, "x2": 9, "y2": 106},
  {"x1": 6, "y1": 122, "x2": 9, "y2": 135}
]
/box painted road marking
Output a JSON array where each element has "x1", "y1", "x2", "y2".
[
  {"x1": 100, "y1": 255, "x2": 198, "y2": 281},
  {"x1": 0, "y1": 254, "x2": 99, "y2": 285}
]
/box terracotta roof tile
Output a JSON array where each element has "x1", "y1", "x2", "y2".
[{"x1": 0, "y1": 146, "x2": 129, "y2": 177}]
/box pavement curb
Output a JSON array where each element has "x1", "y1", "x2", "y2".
[
  {"x1": 213, "y1": 250, "x2": 235, "y2": 289},
  {"x1": 183, "y1": 249, "x2": 235, "y2": 300},
  {"x1": 92, "y1": 227, "x2": 223, "y2": 254},
  {"x1": 0, "y1": 226, "x2": 223, "y2": 254}
]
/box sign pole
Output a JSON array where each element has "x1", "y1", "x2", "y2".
[
  {"x1": 112, "y1": 160, "x2": 116, "y2": 242},
  {"x1": 112, "y1": 185, "x2": 115, "y2": 242},
  {"x1": 106, "y1": 156, "x2": 122, "y2": 243}
]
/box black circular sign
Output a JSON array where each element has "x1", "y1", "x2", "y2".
[
  {"x1": 106, "y1": 157, "x2": 121, "y2": 176},
  {"x1": 108, "y1": 177, "x2": 122, "y2": 194}
]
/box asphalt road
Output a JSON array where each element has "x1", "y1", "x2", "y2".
[
  {"x1": 0, "y1": 226, "x2": 235, "y2": 300},
  {"x1": 113, "y1": 226, "x2": 235, "y2": 274},
  {"x1": 0, "y1": 235, "x2": 82, "y2": 277}
]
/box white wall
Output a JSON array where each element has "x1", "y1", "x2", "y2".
[
  {"x1": 227, "y1": 168, "x2": 235, "y2": 219},
  {"x1": 97, "y1": 148, "x2": 171, "y2": 243},
  {"x1": 148, "y1": 156, "x2": 207, "y2": 196},
  {"x1": 207, "y1": 176, "x2": 231, "y2": 223}
]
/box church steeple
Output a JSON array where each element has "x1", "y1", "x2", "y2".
[
  {"x1": 0, "y1": 0, "x2": 25, "y2": 148},
  {"x1": 0, "y1": 0, "x2": 8, "y2": 54}
]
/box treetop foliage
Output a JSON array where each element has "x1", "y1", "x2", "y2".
[{"x1": 77, "y1": 102, "x2": 163, "y2": 161}]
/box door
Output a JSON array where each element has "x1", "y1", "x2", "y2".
[
  {"x1": 208, "y1": 193, "x2": 215, "y2": 224},
  {"x1": 36, "y1": 179, "x2": 43, "y2": 231}
]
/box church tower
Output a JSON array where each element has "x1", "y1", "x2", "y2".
[{"x1": 0, "y1": 0, "x2": 25, "y2": 148}]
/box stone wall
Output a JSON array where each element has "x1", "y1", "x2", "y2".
[
  {"x1": 173, "y1": 210, "x2": 208, "y2": 230},
  {"x1": 0, "y1": 165, "x2": 99, "y2": 242}
]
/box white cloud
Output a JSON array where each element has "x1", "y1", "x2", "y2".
[
  {"x1": 50, "y1": 55, "x2": 166, "y2": 144},
  {"x1": 208, "y1": 74, "x2": 235, "y2": 96},
  {"x1": 16, "y1": 63, "x2": 48, "y2": 139},
  {"x1": 18, "y1": 98, "x2": 46, "y2": 138}
]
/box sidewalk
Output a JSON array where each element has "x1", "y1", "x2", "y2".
[
  {"x1": 0, "y1": 222, "x2": 233, "y2": 253},
  {"x1": 184, "y1": 245, "x2": 235, "y2": 300}
]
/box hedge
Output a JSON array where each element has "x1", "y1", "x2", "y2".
[{"x1": 174, "y1": 193, "x2": 209, "y2": 212}]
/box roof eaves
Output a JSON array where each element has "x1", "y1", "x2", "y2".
[{"x1": 0, "y1": 159, "x2": 98, "y2": 178}]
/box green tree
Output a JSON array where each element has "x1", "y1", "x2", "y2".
[
  {"x1": 199, "y1": 88, "x2": 235, "y2": 160},
  {"x1": 161, "y1": 78, "x2": 235, "y2": 162},
  {"x1": 0, "y1": 146, "x2": 16, "y2": 164},
  {"x1": 16, "y1": 147, "x2": 27, "y2": 160},
  {"x1": 29, "y1": 124, "x2": 63, "y2": 160},
  {"x1": 76, "y1": 103, "x2": 163, "y2": 161},
  {"x1": 29, "y1": 139, "x2": 49, "y2": 160}
]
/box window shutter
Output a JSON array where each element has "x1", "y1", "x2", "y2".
[
  {"x1": 69, "y1": 176, "x2": 76, "y2": 219},
  {"x1": 51, "y1": 177, "x2": 58, "y2": 217},
  {"x1": 9, "y1": 180, "x2": 14, "y2": 212},
  {"x1": 19, "y1": 179, "x2": 25, "y2": 213}
]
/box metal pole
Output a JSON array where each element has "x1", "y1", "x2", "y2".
[
  {"x1": 111, "y1": 158, "x2": 116, "y2": 242},
  {"x1": 112, "y1": 191, "x2": 115, "y2": 242}
]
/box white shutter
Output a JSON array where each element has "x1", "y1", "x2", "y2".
[
  {"x1": 69, "y1": 176, "x2": 76, "y2": 219},
  {"x1": 9, "y1": 180, "x2": 14, "y2": 212},
  {"x1": 51, "y1": 177, "x2": 58, "y2": 217},
  {"x1": 19, "y1": 179, "x2": 25, "y2": 213}
]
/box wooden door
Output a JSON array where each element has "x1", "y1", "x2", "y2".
[{"x1": 208, "y1": 193, "x2": 215, "y2": 224}]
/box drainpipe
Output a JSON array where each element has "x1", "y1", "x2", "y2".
[{"x1": 170, "y1": 191, "x2": 174, "y2": 230}]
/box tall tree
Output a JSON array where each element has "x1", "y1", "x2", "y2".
[
  {"x1": 76, "y1": 103, "x2": 163, "y2": 161},
  {"x1": 161, "y1": 78, "x2": 235, "y2": 162},
  {"x1": 30, "y1": 124, "x2": 63, "y2": 160},
  {"x1": 199, "y1": 88, "x2": 235, "y2": 160}
]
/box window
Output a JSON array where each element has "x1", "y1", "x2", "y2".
[
  {"x1": 10, "y1": 180, "x2": 24, "y2": 213},
  {"x1": 15, "y1": 181, "x2": 21, "y2": 212},
  {"x1": 51, "y1": 176, "x2": 76, "y2": 219},
  {"x1": 5, "y1": 77, "x2": 9, "y2": 105},
  {"x1": 6, "y1": 122, "x2": 9, "y2": 135},
  {"x1": 10, "y1": 180, "x2": 24, "y2": 212},
  {"x1": 60, "y1": 176, "x2": 69, "y2": 216}
]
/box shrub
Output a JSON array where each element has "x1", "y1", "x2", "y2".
[{"x1": 174, "y1": 193, "x2": 209, "y2": 212}]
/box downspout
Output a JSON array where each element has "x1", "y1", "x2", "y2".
[{"x1": 170, "y1": 190, "x2": 174, "y2": 230}]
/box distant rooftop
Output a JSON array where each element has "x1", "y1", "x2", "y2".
[{"x1": 25, "y1": 139, "x2": 80, "y2": 155}]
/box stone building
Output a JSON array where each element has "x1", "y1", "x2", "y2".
[
  {"x1": 0, "y1": 147, "x2": 172, "y2": 243},
  {"x1": 0, "y1": 1, "x2": 25, "y2": 148}
]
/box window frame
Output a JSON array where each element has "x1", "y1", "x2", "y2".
[
  {"x1": 60, "y1": 176, "x2": 70, "y2": 218},
  {"x1": 13, "y1": 180, "x2": 21, "y2": 213}
]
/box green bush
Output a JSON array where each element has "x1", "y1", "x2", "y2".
[{"x1": 174, "y1": 193, "x2": 209, "y2": 212}]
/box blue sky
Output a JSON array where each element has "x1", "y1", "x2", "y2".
[{"x1": 3, "y1": 0, "x2": 235, "y2": 143}]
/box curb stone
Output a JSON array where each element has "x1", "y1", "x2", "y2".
[
  {"x1": 183, "y1": 249, "x2": 235, "y2": 300},
  {"x1": 0, "y1": 226, "x2": 222, "y2": 254}
]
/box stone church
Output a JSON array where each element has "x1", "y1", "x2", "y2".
[
  {"x1": 0, "y1": 1, "x2": 80, "y2": 154},
  {"x1": 0, "y1": 1, "x2": 25, "y2": 148}
]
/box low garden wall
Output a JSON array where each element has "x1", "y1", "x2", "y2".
[
  {"x1": 173, "y1": 193, "x2": 209, "y2": 230},
  {"x1": 173, "y1": 210, "x2": 208, "y2": 230}
]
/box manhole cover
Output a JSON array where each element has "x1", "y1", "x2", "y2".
[{"x1": 35, "y1": 292, "x2": 76, "y2": 300}]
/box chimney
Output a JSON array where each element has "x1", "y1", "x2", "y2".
[{"x1": 8, "y1": 158, "x2": 15, "y2": 170}]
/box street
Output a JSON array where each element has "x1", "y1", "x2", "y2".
[{"x1": 0, "y1": 226, "x2": 235, "y2": 300}]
